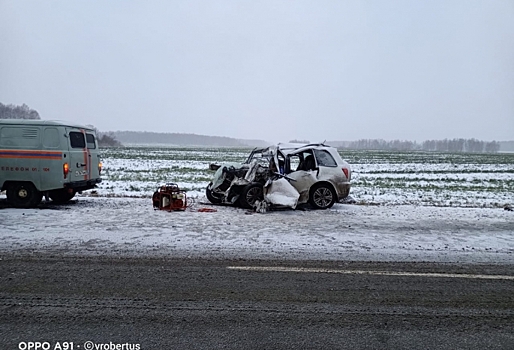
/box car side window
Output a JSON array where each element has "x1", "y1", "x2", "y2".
[
  {"x1": 314, "y1": 149, "x2": 337, "y2": 167},
  {"x1": 287, "y1": 151, "x2": 316, "y2": 172},
  {"x1": 302, "y1": 151, "x2": 316, "y2": 170},
  {"x1": 287, "y1": 155, "x2": 301, "y2": 173},
  {"x1": 70, "y1": 132, "x2": 86, "y2": 148}
]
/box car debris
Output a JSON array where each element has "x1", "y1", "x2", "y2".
[
  {"x1": 196, "y1": 207, "x2": 217, "y2": 212},
  {"x1": 206, "y1": 143, "x2": 351, "y2": 211},
  {"x1": 209, "y1": 163, "x2": 221, "y2": 171}
]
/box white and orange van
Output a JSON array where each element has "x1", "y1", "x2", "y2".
[{"x1": 0, "y1": 120, "x2": 102, "y2": 207}]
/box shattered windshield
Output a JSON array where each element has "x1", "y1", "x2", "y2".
[{"x1": 245, "y1": 148, "x2": 273, "y2": 167}]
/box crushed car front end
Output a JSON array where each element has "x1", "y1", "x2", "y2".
[{"x1": 206, "y1": 143, "x2": 351, "y2": 210}]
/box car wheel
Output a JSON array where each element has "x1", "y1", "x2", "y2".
[
  {"x1": 49, "y1": 189, "x2": 76, "y2": 204},
  {"x1": 6, "y1": 182, "x2": 43, "y2": 208},
  {"x1": 239, "y1": 182, "x2": 264, "y2": 209},
  {"x1": 309, "y1": 183, "x2": 336, "y2": 209},
  {"x1": 206, "y1": 183, "x2": 223, "y2": 204}
]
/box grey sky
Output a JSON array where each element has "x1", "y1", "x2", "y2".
[{"x1": 1, "y1": 1, "x2": 513, "y2": 143}]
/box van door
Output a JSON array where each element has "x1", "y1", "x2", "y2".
[
  {"x1": 40, "y1": 126, "x2": 65, "y2": 191},
  {"x1": 67, "y1": 129, "x2": 89, "y2": 183},
  {"x1": 85, "y1": 131, "x2": 101, "y2": 179}
]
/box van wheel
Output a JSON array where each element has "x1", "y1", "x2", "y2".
[
  {"x1": 239, "y1": 182, "x2": 263, "y2": 209},
  {"x1": 309, "y1": 183, "x2": 336, "y2": 209},
  {"x1": 6, "y1": 182, "x2": 43, "y2": 208},
  {"x1": 49, "y1": 189, "x2": 76, "y2": 204}
]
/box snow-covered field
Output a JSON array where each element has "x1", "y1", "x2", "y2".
[
  {"x1": 1, "y1": 147, "x2": 513, "y2": 263},
  {"x1": 98, "y1": 147, "x2": 514, "y2": 208}
]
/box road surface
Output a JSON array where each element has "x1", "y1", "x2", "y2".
[{"x1": 1, "y1": 256, "x2": 513, "y2": 349}]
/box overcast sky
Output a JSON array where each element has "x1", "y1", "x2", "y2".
[{"x1": 1, "y1": 1, "x2": 513, "y2": 143}]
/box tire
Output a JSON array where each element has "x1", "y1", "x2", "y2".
[
  {"x1": 206, "y1": 183, "x2": 223, "y2": 204},
  {"x1": 6, "y1": 182, "x2": 43, "y2": 208},
  {"x1": 309, "y1": 183, "x2": 336, "y2": 209},
  {"x1": 49, "y1": 189, "x2": 76, "y2": 204},
  {"x1": 239, "y1": 182, "x2": 263, "y2": 209}
]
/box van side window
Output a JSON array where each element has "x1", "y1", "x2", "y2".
[
  {"x1": 86, "y1": 133, "x2": 96, "y2": 149},
  {"x1": 0, "y1": 127, "x2": 39, "y2": 148},
  {"x1": 69, "y1": 132, "x2": 86, "y2": 148},
  {"x1": 43, "y1": 128, "x2": 60, "y2": 148}
]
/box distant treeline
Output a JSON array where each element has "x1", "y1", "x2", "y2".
[
  {"x1": 332, "y1": 139, "x2": 501, "y2": 153},
  {"x1": 0, "y1": 103, "x2": 120, "y2": 148},
  {"x1": 113, "y1": 131, "x2": 268, "y2": 147},
  {"x1": 86, "y1": 127, "x2": 123, "y2": 148},
  {"x1": 0, "y1": 105, "x2": 508, "y2": 153},
  {"x1": 0, "y1": 103, "x2": 40, "y2": 120},
  {"x1": 112, "y1": 132, "x2": 511, "y2": 152}
]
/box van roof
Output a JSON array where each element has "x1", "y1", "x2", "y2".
[{"x1": 0, "y1": 119, "x2": 96, "y2": 130}]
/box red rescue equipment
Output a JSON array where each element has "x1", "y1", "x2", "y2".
[{"x1": 152, "y1": 183, "x2": 187, "y2": 211}]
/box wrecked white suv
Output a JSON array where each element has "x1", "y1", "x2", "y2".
[{"x1": 205, "y1": 143, "x2": 351, "y2": 210}]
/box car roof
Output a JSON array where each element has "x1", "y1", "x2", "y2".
[
  {"x1": 277, "y1": 142, "x2": 336, "y2": 156},
  {"x1": 247, "y1": 143, "x2": 338, "y2": 159}
]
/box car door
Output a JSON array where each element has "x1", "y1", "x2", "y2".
[
  {"x1": 312, "y1": 148, "x2": 341, "y2": 182},
  {"x1": 285, "y1": 151, "x2": 318, "y2": 202}
]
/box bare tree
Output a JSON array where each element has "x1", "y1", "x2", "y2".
[{"x1": 0, "y1": 102, "x2": 40, "y2": 119}]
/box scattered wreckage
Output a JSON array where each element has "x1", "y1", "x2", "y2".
[{"x1": 206, "y1": 143, "x2": 351, "y2": 211}]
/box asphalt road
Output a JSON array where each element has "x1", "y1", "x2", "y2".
[{"x1": 1, "y1": 256, "x2": 513, "y2": 350}]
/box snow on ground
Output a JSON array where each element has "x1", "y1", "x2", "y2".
[
  {"x1": 1, "y1": 195, "x2": 513, "y2": 263},
  {"x1": 1, "y1": 148, "x2": 513, "y2": 262}
]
